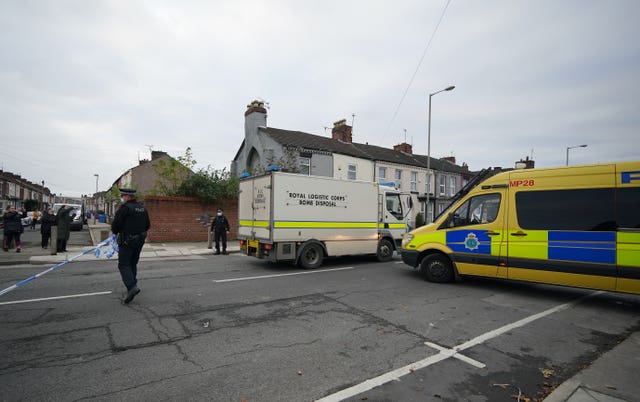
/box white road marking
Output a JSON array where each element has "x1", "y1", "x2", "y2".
[
  {"x1": 424, "y1": 341, "x2": 486, "y2": 368},
  {"x1": 0, "y1": 291, "x2": 113, "y2": 306},
  {"x1": 315, "y1": 290, "x2": 601, "y2": 402},
  {"x1": 213, "y1": 267, "x2": 355, "y2": 283}
]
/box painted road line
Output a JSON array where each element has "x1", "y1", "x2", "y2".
[
  {"x1": 424, "y1": 341, "x2": 486, "y2": 368},
  {"x1": 213, "y1": 267, "x2": 355, "y2": 283},
  {"x1": 315, "y1": 290, "x2": 601, "y2": 402},
  {"x1": 0, "y1": 291, "x2": 113, "y2": 306}
]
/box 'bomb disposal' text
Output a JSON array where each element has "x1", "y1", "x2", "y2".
[{"x1": 288, "y1": 192, "x2": 346, "y2": 207}]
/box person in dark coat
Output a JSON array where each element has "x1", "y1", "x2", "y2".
[
  {"x1": 211, "y1": 208, "x2": 230, "y2": 255},
  {"x1": 56, "y1": 205, "x2": 74, "y2": 252},
  {"x1": 3, "y1": 206, "x2": 26, "y2": 252},
  {"x1": 111, "y1": 188, "x2": 151, "y2": 304},
  {"x1": 40, "y1": 208, "x2": 57, "y2": 249}
]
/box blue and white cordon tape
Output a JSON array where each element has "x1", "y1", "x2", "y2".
[{"x1": 0, "y1": 234, "x2": 119, "y2": 297}]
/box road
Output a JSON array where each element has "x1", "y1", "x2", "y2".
[{"x1": 0, "y1": 249, "x2": 638, "y2": 401}]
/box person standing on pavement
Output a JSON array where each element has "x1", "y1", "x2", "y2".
[
  {"x1": 111, "y1": 188, "x2": 151, "y2": 304},
  {"x1": 40, "y1": 208, "x2": 56, "y2": 249},
  {"x1": 2, "y1": 206, "x2": 26, "y2": 252},
  {"x1": 56, "y1": 205, "x2": 73, "y2": 252},
  {"x1": 211, "y1": 208, "x2": 230, "y2": 255},
  {"x1": 31, "y1": 210, "x2": 39, "y2": 230}
]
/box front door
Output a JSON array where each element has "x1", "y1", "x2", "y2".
[{"x1": 440, "y1": 191, "x2": 506, "y2": 278}]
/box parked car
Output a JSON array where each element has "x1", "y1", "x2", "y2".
[{"x1": 21, "y1": 211, "x2": 33, "y2": 226}]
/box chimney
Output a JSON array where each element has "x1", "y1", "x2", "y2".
[
  {"x1": 515, "y1": 156, "x2": 535, "y2": 169},
  {"x1": 245, "y1": 99, "x2": 267, "y2": 117},
  {"x1": 151, "y1": 151, "x2": 168, "y2": 160},
  {"x1": 332, "y1": 119, "x2": 352, "y2": 142},
  {"x1": 393, "y1": 143, "x2": 413, "y2": 154},
  {"x1": 442, "y1": 156, "x2": 456, "y2": 164}
]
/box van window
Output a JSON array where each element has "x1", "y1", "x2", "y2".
[
  {"x1": 385, "y1": 193, "x2": 403, "y2": 219},
  {"x1": 516, "y1": 189, "x2": 615, "y2": 231},
  {"x1": 617, "y1": 187, "x2": 640, "y2": 229},
  {"x1": 441, "y1": 193, "x2": 501, "y2": 229}
]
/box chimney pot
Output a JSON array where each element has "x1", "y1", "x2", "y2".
[{"x1": 245, "y1": 99, "x2": 267, "y2": 117}]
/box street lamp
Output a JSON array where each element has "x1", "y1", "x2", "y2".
[
  {"x1": 426, "y1": 85, "x2": 455, "y2": 223},
  {"x1": 93, "y1": 174, "x2": 99, "y2": 224},
  {"x1": 566, "y1": 144, "x2": 587, "y2": 166}
]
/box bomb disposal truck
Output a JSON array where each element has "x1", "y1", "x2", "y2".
[
  {"x1": 238, "y1": 171, "x2": 413, "y2": 268},
  {"x1": 400, "y1": 161, "x2": 640, "y2": 295}
]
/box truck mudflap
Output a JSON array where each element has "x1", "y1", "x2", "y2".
[{"x1": 401, "y1": 250, "x2": 420, "y2": 267}]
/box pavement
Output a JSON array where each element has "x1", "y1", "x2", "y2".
[
  {"x1": 1, "y1": 228, "x2": 638, "y2": 402},
  {"x1": 0, "y1": 240, "x2": 240, "y2": 265}
]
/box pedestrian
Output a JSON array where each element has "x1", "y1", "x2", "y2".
[
  {"x1": 56, "y1": 205, "x2": 74, "y2": 252},
  {"x1": 211, "y1": 208, "x2": 230, "y2": 255},
  {"x1": 111, "y1": 188, "x2": 150, "y2": 304},
  {"x1": 2, "y1": 206, "x2": 26, "y2": 252},
  {"x1": 31, "y1": 210, "x2": 39, "y2": 230},
  {"x1": 40, "y1": 208, "x2": 57, "y2": 249}
]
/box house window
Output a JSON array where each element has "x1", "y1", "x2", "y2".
[
  {"x1": 348, "y1": 164, "x2": 357, "y2": 180},
  {"x1": 395, "y1": 169, "x2": 402, "y2": 190},
  {"x1": 410, "y1": 171, "x2": 417, "y2": 192},
  {"x1": 299, "y1": 157, "x2": 310, "y2": 176},
  {"x1": 426, "y1": 173, "x2": 431, "y2": 194},
  {"x1": 439, "y1": 175, "x2": 446, "y2": 196},
  {"x1": 450, "y1": 176, "x2": 457, "y2": 196},
  {"x1": 379, "y1": 167, "x2": 387, "y2": 181}
]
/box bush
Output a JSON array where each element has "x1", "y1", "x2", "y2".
[{"x1": 415, "y1": 212, "x2": 425, "y2": 228}]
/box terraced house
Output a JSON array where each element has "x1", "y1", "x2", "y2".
[{"x1": 232, "y1": 100, "x2": 474, "y2": 226}]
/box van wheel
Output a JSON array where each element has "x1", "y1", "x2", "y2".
[
  {"x1": 376, "y1": 238, "x2": 394, "y2": 262},
  {"x1": 299, "y1": 243, "x2": 323, "y2": 269},
  {"x1": 420, "y1": 254, "x2": 453, "y2": 283}
]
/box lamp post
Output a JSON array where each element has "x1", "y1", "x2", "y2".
[
  {"x1": 566, "y1": 144, "x2": 587, "y2": 166},
  {"x1": 93, "y1": 174, "x2": 99, "y2": 224},
  {"x1": 426, "y1": 85, "x2": 455, "y2": 223}
]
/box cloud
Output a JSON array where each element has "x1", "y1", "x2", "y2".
[{"x1": 1, "y1": 0, "x2": 638, "y2": 196}]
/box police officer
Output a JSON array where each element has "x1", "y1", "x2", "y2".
[
  {"x1": 211, "y1": 208, "x2": 230, "y2": 255},
  {"x1": 111, "y1": 188, "x2": 150, "y2": 304}
]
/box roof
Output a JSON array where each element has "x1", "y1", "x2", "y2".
[{"x1": 262, "y1": 127, "x2": 470, "y2": 174}]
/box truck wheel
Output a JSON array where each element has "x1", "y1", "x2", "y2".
[
  {"x1": 420, "y1": 254, "x2": 454, "y2": 283},
  {"x1": 299, "y1": 243, "x2": 323, "y2": 269},
  {"x1": 376, "y1": 238, "x2": 394, "y2": 262}
]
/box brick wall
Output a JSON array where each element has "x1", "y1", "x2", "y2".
[{"x1": 142, "y1": 196, "x2": 237, "y2": 243}]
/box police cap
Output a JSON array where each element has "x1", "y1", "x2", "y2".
[{"x1": 119, "y1": 188, "x2": 137, "y2": 196}]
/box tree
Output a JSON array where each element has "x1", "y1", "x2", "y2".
[
  {"x1": 177, "y1": 167, "x2": 239, "y2": 201},
  {"x1": 150, "y1": 147, "x2": 238, "y2": 201},
  {"x1": 152, "y1": 148, "x2": 196, "y2": 196}
]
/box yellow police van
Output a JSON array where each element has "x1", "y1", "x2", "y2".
[{"x1": 400, "y1": 161, "x2": 640, "y2": 295}]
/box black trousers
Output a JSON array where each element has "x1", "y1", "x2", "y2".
[
  {"x1": 214, "y1": 229, "x2": 227, "y2": 252},
  {"x1": 118, "y1": 234, "x2": 146, "y2": 290},
  {"x1": 3, "y1": 233, "x2": 22, "y2": 250},
  {"x1": 57, "y1": 239, "x2": 67, "y2": 252},
  {"x1": 41, "y1": 232, "x2": 51, "y2": 248}
]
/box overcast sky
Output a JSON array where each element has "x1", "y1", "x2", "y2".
[{"x1": 1, "y1": 0, "x2": 639, "y2": 197}]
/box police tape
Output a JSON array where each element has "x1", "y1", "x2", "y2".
[{"x1": 0, "y1": 234, "x2": 119, "y2": 297}]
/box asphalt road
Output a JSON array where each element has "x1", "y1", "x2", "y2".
[{"x1": 0, "y1": 250, "x2": 638, "y2": 401}]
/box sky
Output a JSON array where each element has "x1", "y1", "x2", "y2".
[{"x1": 1, "y1": 0, "x2": 639, "y2": 197}]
